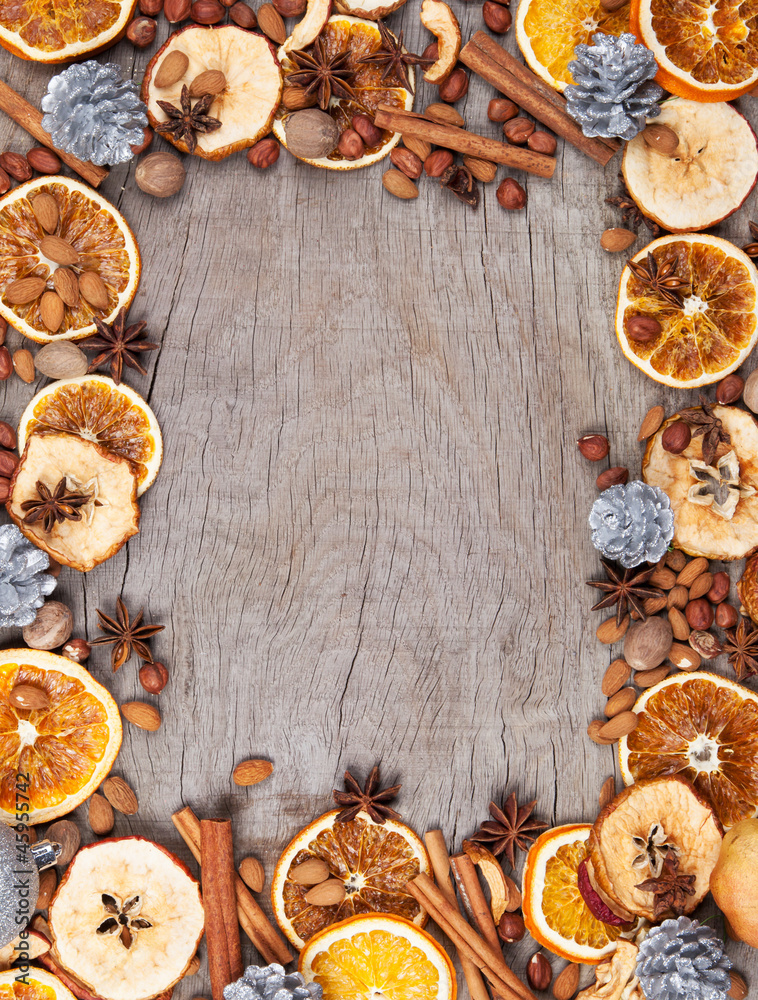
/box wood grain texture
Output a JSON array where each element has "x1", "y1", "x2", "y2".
[{"x1": 1, "y1": 11, "x2": 757, "y2": 997}]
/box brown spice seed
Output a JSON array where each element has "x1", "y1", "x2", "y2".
[{"x1": 637, "y1": 404, "x2": 665, "y2": 441}]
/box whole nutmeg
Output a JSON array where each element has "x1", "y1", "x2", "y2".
[
  {"x1": 135, "y1": 152, "x2": 186, "y2": 197},
  {"x1": 715, "y1": 602, "x2": 738, "y2": 628},
  {"x1": 497, "y1": 177, "x2": 526, "y2": 210},
  {"x1": 527, "y1": 954, "x2": 553, "y2": 992},
  {"x1": 438, "y1": 67, "x2": 469, "y2": 103},
  {"x1": 743, "y1": 369, "x2": 758, "y2": 414},
  {"x1": 339, "y1": 129, "x2": 365, "y2": 161},
  {"x1": 488, "y1": 98, "x2": 518, "y2": 122},
  {"x1": 626, "y1": 315, "x2": 661, "y2": 343},
  {"x1": 390, "y1": 146, "x2": 422, "y2": 178},
  {"x1": 273, "y1": 0, "x2": 306, "y2": 14},
  {"x1": 685, "y1": 598, "x2": 713, "y2": 630},
  {"x1": 483, "y1": 0, "x2": 512, "y2": 31},
  {"x1": 229, "y1": 0, "x2": 257, "y2": 25},
  {"x1": 22, "y1": 601, "x2": 73, "y2": 651},
  {"x1": 577, "y1": 434, "x2": 609, "y2": 461},
  {"x1": 164, "y1": 0, "x2": 191, "y2": 17},
  {"x1": 126, "y1": 15, "x2": 157, "y2": 46},
  {"x1": 623, "y1": 617, "x2": 673, "y2": 671},
  {"x1": 504, "y1": 117, "x2": 535, "y2": 144},
  {"x1": 284, "y1": 109, "x2": 339, "y2": 159},
  {"x1": 352, "y1": 114, "x2": 383, "y2": 147},
  {"x1": 498, "y1": 912, "x2": 525, "y2": 943},
  {"x1": 662, "y1": 419, "x2": 691, "y2": 454},
  {"x1": 62, "y1": 638, "x2": 92, "y2": 663},
  {"x1": 139, "y1": 660, "x2": 169, "y2": 694},
  {"x1": 247, "y1": 137, "x2": 280, "y2": 168},
  {"x1": 716, "y1": 373, "x2": 744, "y2": 405},
  {"x1": 596, "y1": 466, "x2": 628, "y2": 490},
  {"x1": 707, "y1": 570, "x2": 730, "y2": 604},
  {"x1": 527, "y1": 131, "x2": 557, "y2": 155},
  {"x1": 191, "y1": 0, "x2": 224, "y2": 20},
  {"x1": 26, "y1": 147, "x2": 61, "y2": 174},
  {"x1": 424, "y1": 149, "x2": 454, "y2": 177}
]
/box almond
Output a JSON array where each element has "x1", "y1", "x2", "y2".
[
  {"x1": 601, "y1": 658, "x2": 630, "y2": 696},
  {"x1": 587, "y1": 719, "x2": 616, "y2": 745},
  {"x1": 232, "y1": 758, "x2": 273, "y2": 786},
  {"x1": 5, "y1": 276, "x2": 46, "y2": 305},
  {"x1": 688, "y1": 572, "x2": 713, "y2": 600},
  {"x1": 649, "y1": 566, "x2": 676, "y2": 589},
  {"x1": 553, "y1": 963, "x2": 580, "y2": 1000},
  {"x1": 598, "y1": 711, "x2": 638, "y2": 741},
  {"x1": 53, "y1": 268, "x2": 79, "y2": 308},
  {"x1": 637, "y1": 404, "x2": 665, "y2": 441},
  {"x1": 304, "y1": 879, "x2": 346, "y2": 906},
  {"x1": 39, "y1": 235, "x2": 79, "y2": 266},
  {"x1": 668, "y1": 607, "x2": 690, "y2": 641},
  {"x1": 239, "y1": 856, "x2": 265, "y2": 893},
  {"x1": 289, "y1": 858, "x2": 330, "y2": 885},
  {"x1": 728, "y1": 972, "x2": 748, "y2": 1000},
  {"x1": 78, "y1": 270, "x2": 109, "y2": 311},
  {"x1": 600, "y1": 228, "x2": 636, "y2": 252},
  {"x1": 155, "y1": 50, "x2": 190, "y2": 88},
  {"x1": 676, "y1": 557, "x2": 709, "y2": 588},
  {"x1": 604, "y1": 687, "x2": 636, "y2": 717},
  {"x1": 13, "y1": 349, "x2": 35, "y2": 384},
  {"x1": 382, "y1": 169, "x2": 418, "y2": 200},
  {"x1": 666, "y1": 549, "x2": 687, "y2": 571},
  {"x1": 34, "y1": 341, "x2": 88, "y2": 380},
  {"x1": 26, "y1": 148, "x2": 61, "y2": 174},
  {"x1": 88, "y1": 793, "x2": 114, "y2": 835},
  {"x1": 46, "y1": 820, "x2": 80, "y2": 866},
  {"x1": 668, "y1": 641, "x2": 700, "y2": 671},
  {"x1": 36, "y1": 868, "x2": 57, "y2": 910},
  {"x1": 463, "y1": 155, "x2": 497, "y2": 183},
  {"x1": 102, "y1": 775, "x2": 139, "y2": 814},
  {"x1": 424, "y1": 102, "x2": 464, "y2": 126},
  {"x1": 643, "y1": 595, "x2": 668, "y2": 615},
  {"x1": 667, "y1": 585, "x2": 689, "y2": 610},
  {"x1": 256, "y1": 3, "x2": 285, "y2": 42},
  {"x1": 634, "y1": 664, "x2": 670, "y2": 687},
  {"x1": 9, "y1": 684, "x2": 50, "y2": 711},
  {"x1": 641, "y1": 123, "x2": 679, "y2": 156},
  {"x1": 31, "y1": 193, "x2": 59, "y2": 234},
  {"x1": 121, "y1": 701, "x2": 161, "y2": 731},
  {"x1": 189, "y1": 69, "x2": 226, "y2": 96},
  {"x1": 403, "y1": 136, "x2": 432, "y2": 161},
  {"x1": 596, "y1": 615, "x2": 629, "y2": 644},
  {"x1": 599, "y1": 776, "x2": 615, "y2": 809},
  {"x1": 40, "y1": 291, "x2": 64, "y2": 333}
]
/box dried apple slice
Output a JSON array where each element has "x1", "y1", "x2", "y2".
[
  {"x1": 142, "y1": 25, "x2": 282, "y2": 160},
  {"x1": 333, "y1": 0, "x2": 406, "y2": 20},
  {"x1": 623, "y1": 99, "x2": 758, "y2": 233},
  {"x1": 280, "y1": 0, "x2": 333, "y2": 55},
  {"x1": 462, "y1": 840, "x2": 511, "y2": 922},
  {"x1": 420, "y1": 0, "x2": 461, "y2": 84}
]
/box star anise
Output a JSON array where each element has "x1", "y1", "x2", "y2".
[
  {"x1": 743, "y1": 221, "x2": 758, "y2": 258},
  {"x1": 635, "y1": 853, "x2": 696, "y2": 919},
  {"x1": 82, "y1": 308, "x2": 158, "y2": 385},
  {"x1": 21, "y1": 478, "x2": 92, "y2": 533},
  {"x1": 91, "y1": 597, "x2": 165, "y2": 671},
  {"x1": 287, "y1": 39, "x2": 357, "y2": 111},
  {"x1": 155, "y1": 86, "x2": 221, "y2": 154},
  {"x1": 333, "y1": 766, "x2": 402, "y2": 824},
  {"x1": 357, "y1": 21, "x2": 432, "y2": 92},
  {"x1": 678, "y1": 396, "x2": 731, "y2": 467},
  {"x1": 587, "y1": 560, "x2": 664, "y2": 627},
  {"x1": 470, "y1": 793, "x2": 548, "y2": 868},
  {"x1": 722, "y1": 616, "x2": 758, "y2": 680},
  {"x1": 626, "y1": 251, "x2": 690, "y2": 308},
  {"x1": 440, "y1": 164, "x2": 479, "y2": 208}
]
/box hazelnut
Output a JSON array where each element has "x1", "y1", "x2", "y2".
[
  {"x1": 62, "y1": 638, "x2": 92, "y2": 663},
  {"x1": 0, "y1": 479, "x2": 9, "y2": 503},
  {"x1": 247, "y1": 137, "x2": 280, "y2": 168},
  {"x1": 596, "y1": 466, "x2": 628, "y2": 490},
  {"x1": 164, "y1": 0, "x2": 191, "y2": 18},
  {"x1": 282, "y1": 86, "x2": 316, "y2": 110},
  {"x1": 22, "y1": 601, "x2": 73, "y2": 650},
  {"x1": 496, "y1": 177, "x2": 526, "y2": 210},
  {"x1": 424, "y1": 150, "x2": 454, "y2": 177},
  {"x1": 662, "y1": 420, "x2": 691, "y2": 454},
  {"x1": 488, "y1": 98, "x2": 518, "y2": 122},
  {"x1": 715, "y1": 603, "x2": 738, "y2": 628},
  {"x1": 498, "y1": 912, "x2": 525, "y2": 942},
  {"x1": 527, "y1": 954, "x2": 553, "y2": 992},
  {"x1": 131, "y1": 127, "x2": 154, "y2": 156},
  {"x1": 503, "y1": 117, "x2": 535, "y2": 144},
  {"x1": 0, "y1": 421, "x2": 16, "y2": 450},
  {"x1": 716, "y1": 373, "x2": 744, "y2": 405},
  {"x1": 190, "y1": 0, "x2": 224, "y2": 21},
  {"x1": 0, "y1": 450, "x2": 18, "y2": 478},
  {"x1": 390, "y1": 146, "x2": 422, "y2": 178},
  {"x1": 284, "y1": 109, "x2": 339, "y2": 160},
  {"x1": 135, "y1": 152, "x2": 186, "y2": 197},
  {"x1": 352, "y1": 114, "x2": 383, "y2": 148},
  {"x1": 229, "y1": 0, "x2": 257, "y2": 25},
  {"x1": 140, "y1": 0, "x2": 164, "y2": 12},
  {"x1": 707, "y1": 571, "x2": 730, "y2": 604},
  {"x1": 743, "y1": 369, "x2": 758, "y2": 414},
  {"x1": 126, "y1": 15, "x2": 157, "y2": 45},
  {"x1": 577, "y1": 434, "x2": 609, "y2": 461},
  {"x1": 273, "y1": 0, "x2": 306, "y2": 14},
  {"x1": 26, "y1": 148, "x2": 61, "y2": 174},
  {"x1": 685, "y1": 598, "x2": 713, "y2": 630},
  {"x1": 139, "y1": 660, "x2": 169, "y2": 694},
  {"x1": 483, "y1": 0, "x2": 512, "y2": 31},
  {"x1": 626, "y1": 315, "x2": 661, "y2": 343},
  {"x1": 422, "y1": 42, "x2": 439, "y2": 61},
  {"x1": 0, "y1": 169, "x2": 9, "y2": 196},
  {"x1": 527, "y1": 131, "x2": 557, "y2": 155},
  {"x1": 438, "y1": 67, "x2": 469, "y2": 103},
  {"x1": 338, "y1": 129, "x2": 365, "y2": 161}
]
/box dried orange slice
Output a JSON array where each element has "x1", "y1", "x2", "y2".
[
  {"x1": 0, "y1": 0, "x2": 136, "y2": 63},
  {"x1": 299, "y1": 914, "x2": 456, "y2": 1000},
  {"x1": 0, "y1": 649, "x2": 122, "y2": 826},
  {"x1": 18, "y1": 375, "x2": 162, "y2": 496},
  {"x1": 616, "y1": 234, "x2": 758, "y2": 388},
  {"x1": 515, "y1": 0, "x2": 630, "y2": 92},
  {"x1": 619, "y1": 672, "x2": 758, "y2": 829},
  {"x1": 630, "y1": 0, "x2": 758, "y2": 101},
  {"x1": 271, "y1": 809, "x2": 431, "y2": 949},
  {"x1": 272, "y1": 16, "x2": 414, "y2": 170},
  {"x1": 0, "y1": 968, "x2": 76, "y2": 1000},
  {"x1": 0, "y1": 176, "x2": 140, "y2": 344},
  {"x1": 522, "y1": 824, "x2": 625, "y2": 964}
]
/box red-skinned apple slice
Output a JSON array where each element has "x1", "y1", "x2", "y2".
[
  {"x1": 279, "y1": 0, "x2": 333, "y2": 56},
  {"x1": 420, "y1": 0, "x2": 461, "y2": 84}
]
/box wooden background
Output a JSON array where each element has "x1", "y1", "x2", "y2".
[{"x1": 1, "y1": 7, "x2": 758, "y2": 995}]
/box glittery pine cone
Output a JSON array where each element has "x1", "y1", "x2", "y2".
[
  {"x1": 223, "y1": 964, "x2": 322, "y2": 1000},
  {"x1": 589, "y1": 480, "x2": 674, "y2": 568},
  {"x1": 636, "y1": 917, "x2": 732, "y2": 1000},
  {"x1": 565, "y1": 32, "x2": 664, "y2": 140},
  {"x1": 0, "y1": 524, "x2": 57, "y2": 628},
  {"x1": 41, "y1": 61, "x2": 148, "y2": 166}
]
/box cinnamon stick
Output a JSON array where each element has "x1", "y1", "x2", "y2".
[
  {"x1": 450, "y1": 852, "x2": 501, "y2": 952},
  {"x1": 172, "y1": 807, "x2": 294, "y2": 967},
  {"x1": 374, "y1": 104, "x2": 555, "y2": 178},
  {"x1": 424, "y1": 832, "x2": 490, "y2": 1000},
  {"x1": 201, "y1": 819, "x2": 243, "y2": 1000},
  {"x1": 459, "y1": 35, "x2": 619, "y2": 166},
  {"x1": 0, "y1": 79, "x2": 109, "y2": 187}
]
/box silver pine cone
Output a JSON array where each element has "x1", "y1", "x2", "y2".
[
  {"x1": 41, "y1": 61, "x2": 148, "y2": 166},
  {"x1": 565, "y1": 32, "x2": 663, "y2": 140},
  {"x1": 0, "y1": 525, "x2": 56, "y2": 628},
  {"x1": 223, "y1": 965, "x2": 322, "y2": 1000},
  {"x1": 589, "y1": 480, "x2": 674, "y2": 568},
  {"x1": 636, "y1": 917, "x2": 732, "y2": 1000}
]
